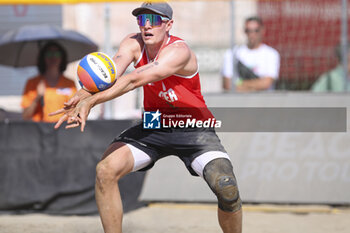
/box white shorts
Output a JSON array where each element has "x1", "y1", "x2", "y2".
[{"x1": 126, "y1": 143, "x2": 231, "y2": 178}]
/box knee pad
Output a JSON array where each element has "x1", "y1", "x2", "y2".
[{"x1": 203, "y1": 158, "x2": 242, "y2": 212}]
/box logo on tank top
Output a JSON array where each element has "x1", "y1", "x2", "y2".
[{"x1": 158, "y1": 82, "x2": 178, "y2": 103}]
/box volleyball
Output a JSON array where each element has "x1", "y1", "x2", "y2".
[{"x1": 77, "y1": 52, "x2": 117, "y2": 93}]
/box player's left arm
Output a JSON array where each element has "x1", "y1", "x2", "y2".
[
  {"x1": 133, "y1": 43, "x2": 191, "y2": 86},
  {"x1": 62, "y1": 42, "x2": 191, "y2": 131},
  {"x1": 88, "y1": 42, "x2": 191, "y2": 105}
]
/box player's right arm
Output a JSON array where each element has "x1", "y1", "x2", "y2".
[
  {"x1": 65, "y1": 34, "x2": 139, "y2": 108},
  {"x1": 112, "y1": 33, "x2": 141, "y2": 79},
  {"x1": 50, "y1": 33, "x2": 141, "y2": 128}
]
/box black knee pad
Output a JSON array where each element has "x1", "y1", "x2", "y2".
[{"x1": 203, "y1": 158, "x2": 242, "y2": 212}]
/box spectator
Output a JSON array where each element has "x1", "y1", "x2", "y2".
[
  {"x1": 311, "y1": 43, "x2": 350, "y2": 92},
  {"x1": 221, "y1": 16, "x2": 280, "y2": 92},
  {"x1": 21, "y1": 41, "x2": 77, "y2": 122}
]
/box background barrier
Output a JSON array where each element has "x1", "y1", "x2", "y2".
[
  {"x1": 0, "y1": 120, "x2": 145, "y2": 215},
  {"x1": 140, "y1": 93, "x2": 350, "y2": 204},
  {"x1": 1, "y1": 93, "x2": 349, "y2": 214}
]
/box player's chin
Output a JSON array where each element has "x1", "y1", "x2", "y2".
[
  {"x1": 143, "y1": 35, "x2": 158, "y2": 43},
  {"x1": 142, "y1": 36, "x2": 154, "y2": 44}
]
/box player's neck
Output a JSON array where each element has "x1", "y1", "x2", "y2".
[{"x1": 145, "y1": 35, "x2": 170, "y2": 61}]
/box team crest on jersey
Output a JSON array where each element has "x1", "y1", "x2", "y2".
[{"x1": 158, "y1": 82, "x2": 178, "y2": 103}]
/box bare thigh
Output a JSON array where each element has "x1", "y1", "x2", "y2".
[{"x1": 98, "y1": 142, "x2": 135, "y2": 179}]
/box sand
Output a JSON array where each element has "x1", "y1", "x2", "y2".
[{"x1": 0, "y1": 203, "x2": 349, "y2": 233}]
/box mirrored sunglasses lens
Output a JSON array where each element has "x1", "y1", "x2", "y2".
[
  {"x1": 137, "y1": 15, "x2": 146, "y2": 26},
  {"x1": 137, "y1": 14, "x2": 162, "y2": 26},
  {"x1": 152, "y1": 15, "x2": 162, "y2": 26}
]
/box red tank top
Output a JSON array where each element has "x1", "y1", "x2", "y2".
[{"x1": 134, "y1": 35, "x2": 213, "y2": 120}]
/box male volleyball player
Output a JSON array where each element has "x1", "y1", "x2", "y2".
[{"x1": 51, "y1": 2, "x2": 242, "y2": 233}]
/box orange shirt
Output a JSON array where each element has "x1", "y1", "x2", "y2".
[{"x1": 21, "y1": 75, "x2": 77, "y2": 122}]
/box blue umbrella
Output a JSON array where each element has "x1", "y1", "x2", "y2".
[{"x1": 0, "y1": 24, "x2": 98, "y2": 67}]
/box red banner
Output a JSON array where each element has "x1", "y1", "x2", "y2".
[{"x1": 258, "y1": 0, "x2": 350, "y2": 88}]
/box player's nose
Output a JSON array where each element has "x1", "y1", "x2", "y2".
[{"x1": 145, "y1": 20, "x2": 152, "y2": 28}]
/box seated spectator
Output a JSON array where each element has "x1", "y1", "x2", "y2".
[
  {"x1": 221, "y1": 16, "x2": 280, "y2": 92},
  {"x1": 312, "y1": 43, "x2": 350, "y2": 92},
  {"x1": 21, "y1": 41, "x2": 77, "y2": 122}
]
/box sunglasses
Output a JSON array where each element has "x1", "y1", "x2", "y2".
[
  {"x1": 245, "y1": 28, "x2": 261, "y2": 34},
  {"x1": 45, "y1": 51, "x2": 62, "y2": 58},
  {"x1": 137, "y1": 14, "x2": 169, "y2": 27}
]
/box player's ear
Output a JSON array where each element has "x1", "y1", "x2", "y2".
[{"x1": 165, "y1": 19, "x2": 173, "y2": 32}]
